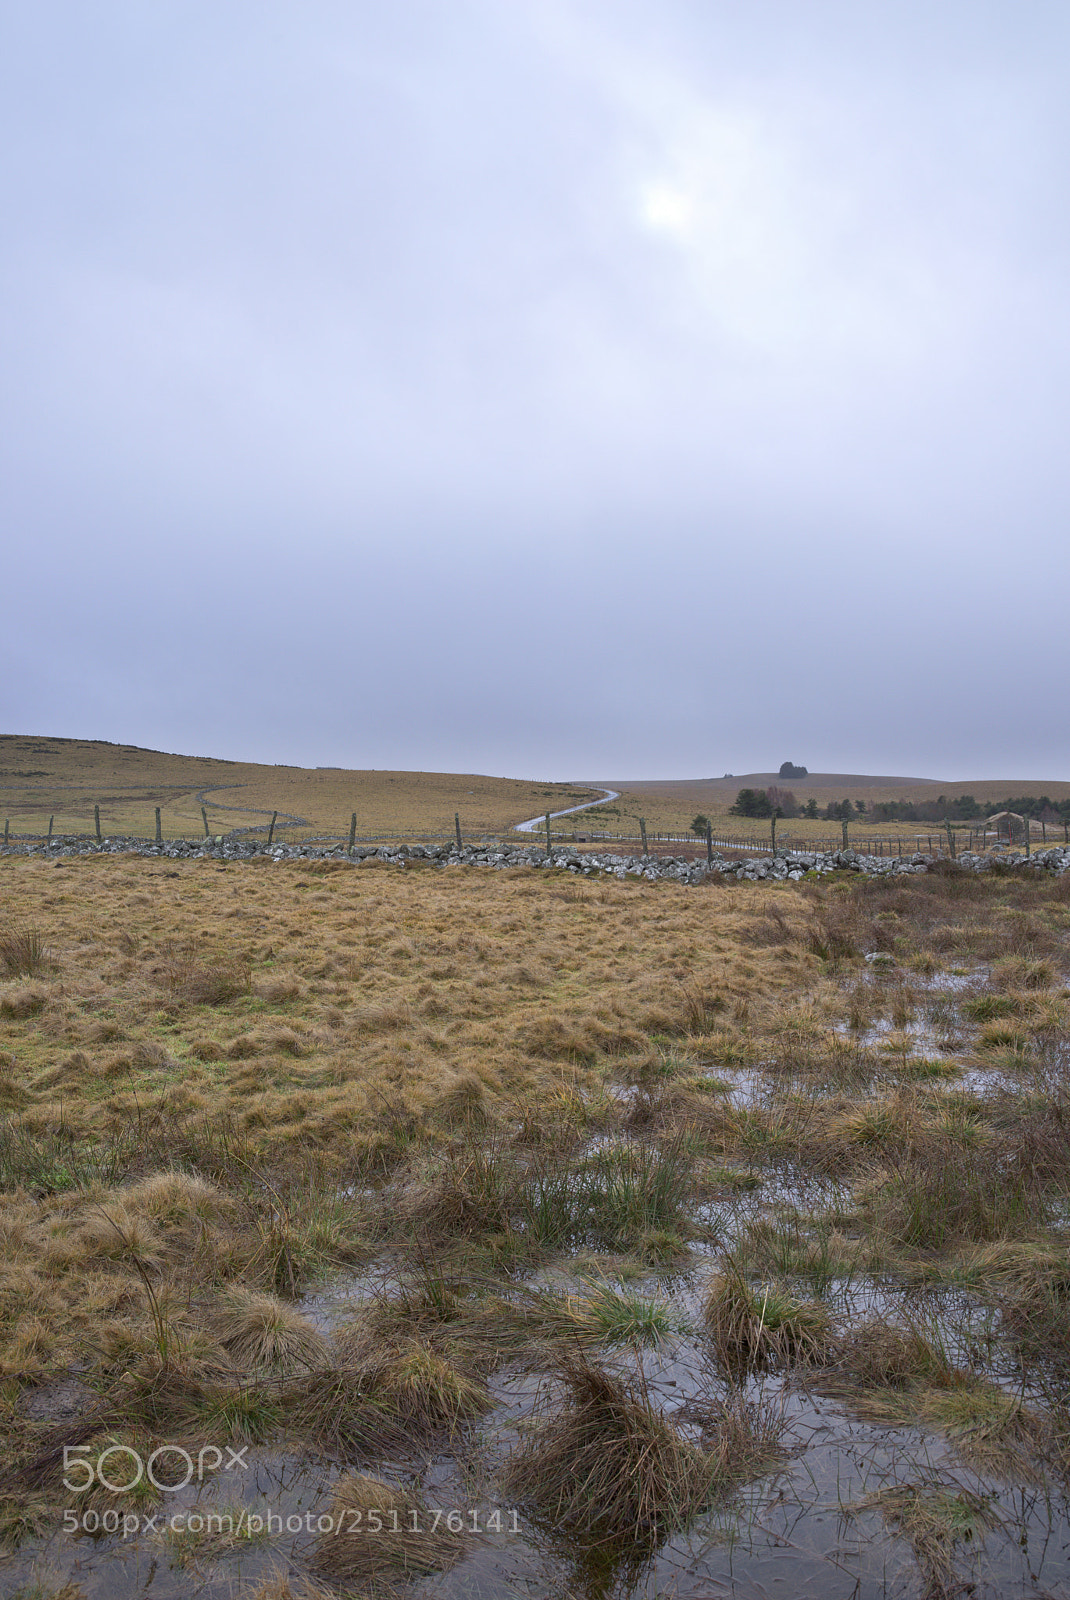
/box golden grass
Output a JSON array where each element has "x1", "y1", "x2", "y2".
[
  {"x1": 5, "y1": 734, "x2": 1068, "y2": 846},
  {"x1": 0, "y1": 734, "x2": 602, "y2": 839},
  {"x1": 0, "y1": 844, "x2": 1067, "y2": 1577},
  {"x1": 613, "y1": 772, "x2": 1070, "y2": 841}
]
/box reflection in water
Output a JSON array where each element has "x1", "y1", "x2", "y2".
[{"x1": 5, "y1": 968, "x2": 1068, "y2": 1599}]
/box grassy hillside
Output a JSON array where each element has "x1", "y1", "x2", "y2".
[
  {"x1": 0, "y1": 736, "x2": 600, "y2": 841},
  {"x1": 3, "y1": 736, "x2": 1069, "y2": 848},
  {"x1": 596, "y1": 772, "x2": 1070, "y2": 845}
]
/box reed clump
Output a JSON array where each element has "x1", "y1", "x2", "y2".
[
  {"x1": 314, "y1": 1472, "x2": 464, "y2": 1589},
  {"x1": 704, "y1": 1269, "x2": 835, "y2": 1372},
  {"x1": 0, "y1": 926, "x2": 49, "y2": 979},
  {"x1": 502, "y1": 1353, "x2": 717, "y2": 1544}
]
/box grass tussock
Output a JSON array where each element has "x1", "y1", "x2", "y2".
[
  {"x1": 998, "y1": 1254, "x2": 1070, "y2": 1371},
  {"x1": 825, "y1": 1315, "x2": 958, "y2": 1391},
  {"x1": 333, "y1": 1318, "x2": 489, "y2": 1441},
  {"x1": 503, "y1": 1354, "x2": 720, "y2": 1545},
  {"x1": 559, "y1": 1278, "x2": 677, "y2": 1348},
  {"x1": 874, "y1": 1123, "x2": 1054, "y2": 1251},
  {"x1": 216, "y1": 1287, "x2": 328, "y2": 1374},
  {"x1": 0, "y1": 926, "x2": 49, "y2": 978},
  {"x1": 851, "y1": 1480, "x2": 1000, "y2": 1600},
  {"x1": 0, "y1": 985, "x2": 50, "y2": 1019},
  {"x1": 314, "y1": 1472, "x2": 464, "y2": 1589},
  {"x1": 704, "y1": 1270, "x2": 835, "y2": 1372},
  {"x1": 163, "y1": 953, "x2": 251, "y2": 1006}
]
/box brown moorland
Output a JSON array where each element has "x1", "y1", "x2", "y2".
[
  {"x1": 0, "y1": 734, "x2": 602, "y2": 842},
  {"x1": 6, "y1": 736, "x2": 1070, "y2": 853},
  {"x1": 0, "y1": 847, "x2": 1068, "y2": 1596},
  {"x1": 603, "y1": 772, "x2": 1070, "y2": 846}
]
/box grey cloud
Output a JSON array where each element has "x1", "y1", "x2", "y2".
[{"x1": 2, "y1": 2, "x2": 1067, "y2": 778}]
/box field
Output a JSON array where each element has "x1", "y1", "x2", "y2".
[
  {"x1": 5, "y1": 738, "x2": 1070, "y2": 853},
  {"x1": 602, "y1": 774, "x2": 1070, "y2": 849},
  {"x1": 0, "y1": 736, "x2": 602, "y2": 843},
  {"x1": 1, "y1": 847, "x2": 1069, "y2": 1599}
]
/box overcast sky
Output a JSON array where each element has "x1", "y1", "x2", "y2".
[{"x1": 2, "y1": 2, "x2": 1067, "y2": 781}]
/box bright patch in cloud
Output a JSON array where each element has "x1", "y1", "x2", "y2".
[{"x1": 639, "y1": 183, "x2": 694, "y2": 235}]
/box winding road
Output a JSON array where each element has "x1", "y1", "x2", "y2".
[
  {"x1": 514, "y1": 788, "x2": 620, "y2": 833},
  {"x1": 194, "y1": 785, "x2": 309, "y2": 830}
]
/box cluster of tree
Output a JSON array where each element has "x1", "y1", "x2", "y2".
[
  {"x1": 779, "y1": 761, "x2": 808, "y2": 779},
  {"x1": 725, "y1": 788, "x2": 1070, "y2": 830},
  {"x1": 868, "y1": 794, "x2": 1070, "y2": 824},
  {"x1": 822, "y1": 798, "x2": 867, "y2": 820},
  {"x1": 730, "y1": 787, "x2": 798, "y2": 819}
]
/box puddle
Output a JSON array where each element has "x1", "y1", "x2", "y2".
[
  {"x1": 299, "y1": 1252, "x2": 402, "y2": 1333},
  {"x1": 832, "y1": 965, "x2": 1008, "y2": 1071},
  {"x1": 8, "y1": 1256, "x2": 1067, "y2": 1600},
  {"x1": 8, "y1": 972, "x2": 1068, "y2": 1598},
  {"x1": 1, "y1": 1453, "x2": 338, "y2": 1599}
]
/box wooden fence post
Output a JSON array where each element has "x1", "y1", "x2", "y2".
[
  {"x1": 706, "y1": 821, "x2": 713, "y2": 865},
  {"x1": 47, "y1": 816, "x2": 54, "y2": 842},
  {"x1": 770, "y1": 814, "x2": 777, "y2": 855},
  {"x1": 841, "y1": 819, "x2": 848, "y2": 851},
  {"x1": 640, "y1": 818, "x2": 648, "y2": 856},
  {"x1": 201, "y1": 807, "x2": 210, "y2": 838},
  {"x1": 155, "y1": 807, "x2": 162, "y2": 844},
  {"x1": 3, "y1": 820, "x2": 8, "y2": 846},
  {"x1": 267, "y1": 811, "x2": 278, "y2": 848},
  {"x1": 1024, "y1": 817, "x2": 1030, "y2": 859},
  {"x1": 94, "y1": 805, "x2": 102, "y2": 843},
  {"x1": 944, "y1": 818, "x2": 955, "y2": 859},
  {"x1": 545, "y1": 813, "x2": 552, "y2": 854},
  {"x1": 455, "y1": 813, "x2": 463, "y2": 852},
  {"x1": 348, "y1": 813, "x2": 357, "y2": 856}
]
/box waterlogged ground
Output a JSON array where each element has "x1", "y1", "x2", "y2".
[
  {"x1": 1, "y1": 854, "x2": 1068, "y2": 1599},
  {"x1": 8, "y1": 1260, "x2": 1067, "y2": 1600}
]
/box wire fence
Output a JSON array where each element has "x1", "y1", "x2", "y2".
[{"x1": 5, "y1": 804, "x2": 1067, "y2": 858}]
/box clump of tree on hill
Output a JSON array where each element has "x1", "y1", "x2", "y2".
[
  {"x1": 730, "y1": 787, "x2": 798, "y2": 819},
  {"x1": 868, "y1": 794, "x2": 1070, "y2": 824},
  {"x1": 823, "y1": 798, "x2": 867, "y2": 820},
  {"x1": 779, "y1": 762, "x2": 807, "y2": 779},
  {"x1": 729, "y1": 789, "x2": 1070, "y2": 830}
]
